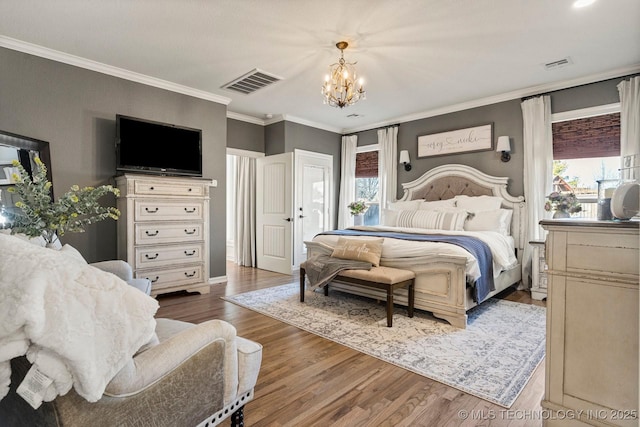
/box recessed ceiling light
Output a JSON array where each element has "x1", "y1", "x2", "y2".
[{"x1": 573, "y1": 0, "x2": 596, "y2": 8}]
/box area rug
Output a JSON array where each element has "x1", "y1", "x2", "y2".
[{"x1": 223, "y1": 283, "x2": 546, "y2": 408}]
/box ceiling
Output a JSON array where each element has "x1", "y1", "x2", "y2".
[{"x1": 1, "y1": 0, "x2": 639, "y2": 133}]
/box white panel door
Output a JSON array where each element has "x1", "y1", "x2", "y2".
[
  {"x1": 294, "y1": 150, "x2": 333, "y2": 267},
  {"x1": 256, "y1": 153, "x2": 293, "y2": 274}
]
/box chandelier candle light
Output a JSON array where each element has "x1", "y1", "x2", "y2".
[{"x1": 322, "y1": 41, "x2": 366, "y2": 108}]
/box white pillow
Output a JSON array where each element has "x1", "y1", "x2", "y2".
[
  {"x1": 387, "y1": 200, "x2": 422, "y2": 211},
  {"x1": 381, "y1": 209, "x2": 398, "y2": 226},
  {"x1": 454, "y1": 195, "x2": 504, "y2": 212},
  {"x1": 395, "y1": 209, "x2": 467, "y2": 231},
  {"x1": 464, "y1": 209, "x2": 512, "y2": 235},
  {"x1": 419, "y1": 199, "x2": 456, "y2": 210}
]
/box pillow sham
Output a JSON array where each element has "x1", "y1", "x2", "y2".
[
  {"x1": 464, "y1": 209, "x2": 512, "y2": 235},
  {"x1": 387, "y1": 200, "x2": 422, "y2": 211},
  {"x1": 381, "y1": 209, "x2": 398, "y2": 227},
  {"x1": 418, "y1": 199, "x2": 456, "y2": 210},
  {"x1": 454, "y1": 195, "x2": 503, "y2": 212},
  {"x1": 331, "y1": 237, "x2": 384, "y2": 266},
  {"x1": 395, "y1": 209, "x2": 467, "y2": 231}
]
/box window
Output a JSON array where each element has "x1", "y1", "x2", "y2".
[
  {"x1": 355, "y1": 146, "x2": 380, "y2": 225},
  {"x1": 551, "y1": 105, "x2": 621, "y2": 218}
]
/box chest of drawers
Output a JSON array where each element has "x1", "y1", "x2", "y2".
[{"x1": 116, "y1": 174, "x2": 213, "y2": 296}]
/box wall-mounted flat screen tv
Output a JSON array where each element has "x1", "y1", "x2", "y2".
[{"x1": 116, "y1": 115, "x2": 202, "y2": 177}]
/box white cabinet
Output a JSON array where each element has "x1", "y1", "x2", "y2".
[
  {"x1": 116, "y1": 174, "x2": 213, "y2": 296},
  {"x1": 540, "y1": 219, "x2": 639, "y2": 427},
  {"x1": 530, "y1": 240, "x2": 547, "y2": 300}
]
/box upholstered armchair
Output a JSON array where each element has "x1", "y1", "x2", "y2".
[
  {"x1": 90, "y1": 259, "x2": 152, "y2": 295},
  {"x1": 0, "y1": 318, "x2": 262, "y2": 427}
]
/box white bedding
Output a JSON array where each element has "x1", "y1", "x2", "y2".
[{"x1": 312, "y1": 225, "x2": 518, "y2": 281}]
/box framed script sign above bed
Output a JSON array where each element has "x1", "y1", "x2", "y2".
[{"x1": 418, "y1": 123, "x2": 493, "y2": 158}]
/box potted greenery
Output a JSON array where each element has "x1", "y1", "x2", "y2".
[
  {"x1": 348, "y1": 200, "x2": 368, "y2": 226},
  {"x1": 7, "y1": 157, "x2": 120, "y2": 246}
]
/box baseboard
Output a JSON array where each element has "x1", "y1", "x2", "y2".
[{"x1": 209, "y1": 275, "x2": 227, "y2": 284}]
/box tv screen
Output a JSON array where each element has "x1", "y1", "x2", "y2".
[{"x1": 116, "y1": 115, "x2": 202, "y2": 177}]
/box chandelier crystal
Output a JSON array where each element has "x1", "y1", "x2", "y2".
[{"x1": 322, "y1": 41, "x2": 366, "y2": 108}]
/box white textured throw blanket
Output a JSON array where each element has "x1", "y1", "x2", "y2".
[{"x1": 0, "y1": 233, "x2": 158, "y2": 403}]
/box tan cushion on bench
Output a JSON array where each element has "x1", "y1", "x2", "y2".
[{"x1": 337, "y1": 266, "x2": 415, "y2": 284}]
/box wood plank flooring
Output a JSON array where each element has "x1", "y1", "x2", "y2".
[{"x1": 156, "y1": 263, "x2": 547, "y2": 427}]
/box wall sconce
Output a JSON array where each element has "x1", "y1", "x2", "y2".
[
  {"x1": 399, "y1": 150, "x2": 412, "y2": 171},
  {"x1": 496, "y1": 136, "x2": 511, "y2": 162}
]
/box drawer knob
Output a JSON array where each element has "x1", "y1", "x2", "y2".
[
  {"x1": 147, "y1": 276, "x2": 160, "y2": 283},
  {"x1": 184, "y1": 229, "x2": 196, "y2": 235},
  {"x1": 188, "y1": 188, "x2": 192, "y2": 192},
  {"x1": 184, "y1": 250, "x2": 196, "y2": 256},
  {"x1": 145, "y1": 230, "x2": 159, "y2": 237},
  {"x1": 184, "y1": 207, "x2": 197, "y2": 213},
  {"x1": 149, "y1": 186, "x2": 154, "y2": 190},
  {"x1": 184, "y1": 271, "x2": 197, "y2": 278},
  {"x1": 145, "y1": 207, "x2": 159, "y2": 213},
  {"x1": 145, "y1": 253, "x2": 159, "y2": 260}
]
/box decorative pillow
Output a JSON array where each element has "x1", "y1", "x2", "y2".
[
  {"x1": 387, "y1": 200, "x2": 422, "y2": 211},
  {"x1": 464, "y1": 209, "x2": 512, "y2": 235},
  {"x1": 454, "y1": 195, "x2": 504, "y2": 212},
  {"x1": 395, "y1": 209, "x2": 467, "y2": 231},
  {"x1": 331, "y1": 237, "x2": 384, "y2": 266},
  {"x1": 418, "y1": 199, "x2": 456, "y2": 210}
]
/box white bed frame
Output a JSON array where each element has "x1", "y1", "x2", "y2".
[{"x1": 306, "y1": 164, "x2": 526, "y2": 328}]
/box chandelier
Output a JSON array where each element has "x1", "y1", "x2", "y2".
[{"x1": 322, "y1": 41, "x2": 366, "y2": 108}]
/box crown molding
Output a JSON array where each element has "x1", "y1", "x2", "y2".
[
  {"x1": 343, "y1": 64, "x2": 640, "y2": 134},
  {"x1": 280, "y1": 114, "x2": 343, "y2": 134},
  {"x1": 0, "y1": 36, "x2": 232, "y2": 105},
  {"x1": 226, "y1": 111, "x2": 265, "y2": 125}
]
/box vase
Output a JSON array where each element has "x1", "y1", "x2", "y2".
[
  {"x1": 553, "y1": 210, "x2": 570, "y2": 219},
  {"x1": 353, "y1": 215, "x2": 363, "y2": 226}
]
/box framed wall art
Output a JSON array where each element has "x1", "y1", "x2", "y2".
[{"x1": 417, "y1": 123, "x2": 493, "y2": 158}]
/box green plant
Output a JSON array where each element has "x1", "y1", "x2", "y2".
[
  {"x1": 347, "y1": 200, "x2": 368, "y2": 216},
  {"x1": 8, "y1": 157, "x2": 120, "y2": 244},
  {"x1": 544, "y1": 191, "x2": 582, "y2": 214}
]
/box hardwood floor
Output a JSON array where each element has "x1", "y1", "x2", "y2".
[{"x1": 156, "y1": 263, "x2": 547, "y2": 427}]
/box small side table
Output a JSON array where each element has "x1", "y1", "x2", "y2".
[{"x1": 529, "y1": 240, "x2": 547, "y2": 300}]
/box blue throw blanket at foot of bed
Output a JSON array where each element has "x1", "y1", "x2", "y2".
[{"x1": 319, "y1": 229, "x2": 495, "y2": 303}]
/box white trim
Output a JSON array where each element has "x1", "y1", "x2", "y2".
[
  {"x1": 227, "y1": 111, "x2": 265, "y2": 125},
  {"x1": 356, "y1": 143, "x2": 380, "y2": 153},
  {"x1": 208, "y1": 275, "x2": 228, "y2": 285},
  {"x1": 0, "y1": 35, "x2": 232, "y2": 105},
  {"x1": 281, "y1": 114, "x2": 343, "y2": 134},
  {"x1": 551, "y1": 102, "x2": 621, "y2": 123},
  {"x1": 343, "y1": 65, "x2": 640, "y2": 134},
  {"x1": 226, "y1": 148, "x2": 265, "y2": 158}
]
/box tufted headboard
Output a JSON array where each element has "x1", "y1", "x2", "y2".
[{"x1": 398, "y1": 164, "x2": 526, "y2": 258}]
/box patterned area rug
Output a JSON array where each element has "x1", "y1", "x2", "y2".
[{"x1": 223, "y1": 283, "x2": 546, "y2": 408}]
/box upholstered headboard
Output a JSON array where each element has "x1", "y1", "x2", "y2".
[{"x1": 399, "y1": 164, "x2": 526, "y2": 257}]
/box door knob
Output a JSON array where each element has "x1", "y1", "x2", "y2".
[
  {"x1": 284, "y1": 217, "x2": 293, "y2": 222},
  {"x1": 299, "y1": 215, "x2": 306, "y2": 218}
]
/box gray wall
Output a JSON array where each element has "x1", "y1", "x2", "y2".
[
  {"x1": 264, "y1": 122, "x2": 285, "y2": 155},
  {"x1": 227, "y1": 118, "x2": 264, "y2": 152},
  {"x1": 0, "y1": 47, "x2": 228, "y2": 278},
  {"x1": 352, "y1": 75, "x2": 635, "y2": 201}
]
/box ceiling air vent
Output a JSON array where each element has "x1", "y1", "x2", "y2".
[
  {"x1": 221, "y1": 68, "x2": 282, "y2": 94},
  {"x1": 544, "y1": 57, "x2": 573, "y2": 71}
]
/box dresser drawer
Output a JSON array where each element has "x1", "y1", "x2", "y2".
[
  {"x1": 134, "y1": 180, "x2": 205, "y2": 197},
  {"x1": 135, "y1": 200, "x2": 204, "y2": 222},
  {"x1": 135, "y1": 243, "x2": 204, "y2": 268},
  {"x1": 136, "y1": 265, "x2": 204, "y2": 291},
  {"x1": 135, "y1": 222, "x2": 204, "y2": 245}
]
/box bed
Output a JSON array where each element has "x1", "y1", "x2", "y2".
[{"x1": 305, "y1": 164, "x2": 526, "y2": 328}]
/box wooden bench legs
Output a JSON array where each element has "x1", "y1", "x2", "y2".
[{"x1": 299, "y1": 267, "x2": 415, "y2": 327}]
